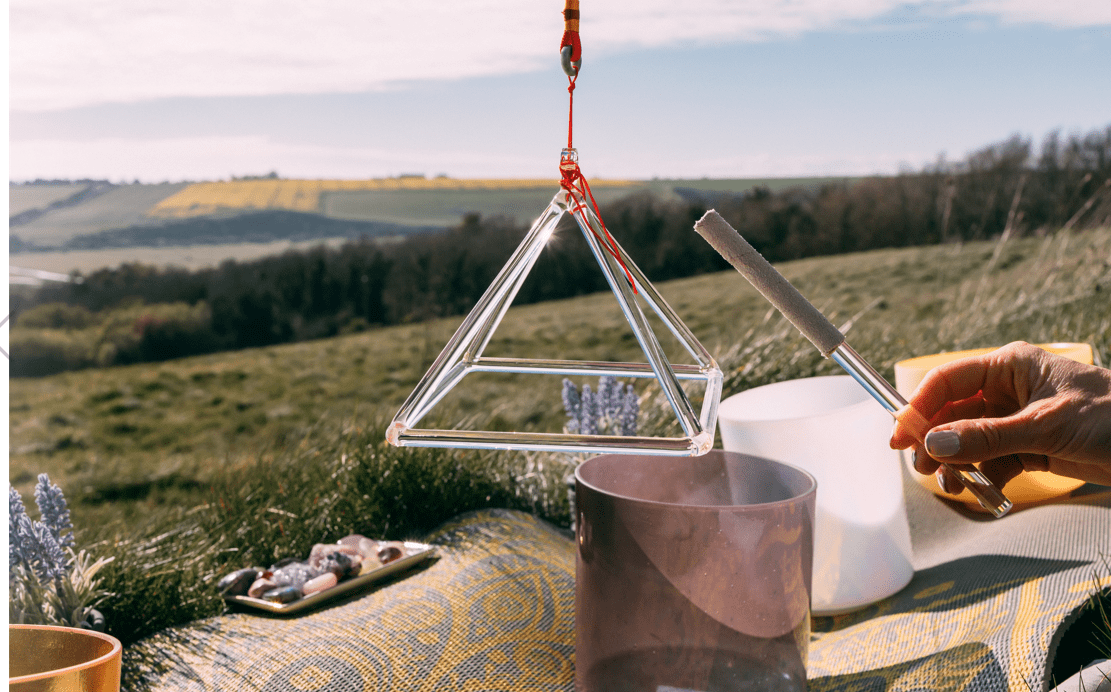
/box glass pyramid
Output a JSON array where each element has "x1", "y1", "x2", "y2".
[{"x1": 387, "y1": 154, "x2": 722, "y2": 456}]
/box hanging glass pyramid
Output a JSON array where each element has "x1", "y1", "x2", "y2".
[{"x1": 386, "y1": 151, "x2": 722, "y2": 456}]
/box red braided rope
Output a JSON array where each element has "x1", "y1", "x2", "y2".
[
  {"x1": 566, "y1": 75, "x2": 576, "y2": 150},
  {"x1": 557, "y1": 0, "x2": 635, "y2": 291},
  {"x1": 559, "y1": 80, "x2": 635, "y2": 291}
]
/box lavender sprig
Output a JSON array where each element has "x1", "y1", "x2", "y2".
[
  {"x1": 561, "y1": 377, "x2": 638, "y2": 437},
  {"x1": 26, "y1": 518, "x2": 69, "y2": 585},
  {"x1": 620, "y1": 384, "x2": 639, "y2": 437},
  {"x1": 579, "y1": 384, "x2": 598, "y2": 436},
  {"x1": 561, "y1": 378, "x2": 582, "y2": 434},
  {"x1": 9, "y1": 475, "x2": 112, "y2": 628},
  {"x1": 10, "y1": 486, "x2": 27, "y2": 570},
  {"x1": 34, "y1": 473, "x2": 74, "y2": 550}
]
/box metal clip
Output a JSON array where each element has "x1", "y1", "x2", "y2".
[{"x1": 561, "y1": 45, "x2": 581, "y2": 77}]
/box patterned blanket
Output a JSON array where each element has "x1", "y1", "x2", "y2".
[{"x1": 124, "y1": 470, "x2": 1110, "y2": 691}]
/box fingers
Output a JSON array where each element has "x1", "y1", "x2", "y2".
[
  {"x1": 934, "y1": 465, "x2": 961, "y2": 494},
  {"x1": 928, "y1": 454, "x2": 1026, "y2": 496},
  {"x1": 890, "y1": 392, "x2": 987, "y2": 450},
  {"x1": 939, "y1": 455, "x2": 1111, "y2": 495},
  {"x1": 1042, "y1": 458, "x2": 1111, "y2": 487},
  {"x1": 977, "y1": 455, "x2": 1027, "y2": 490},
  {"x1": 911, "y1": 446, "x2": 939, "y2": 475},
  {"x1": 922, "y1": 407, "x2": 1050, "y2": 464},
  {"x1": 907, "y1": 342, "x2": 1040, "y2": 423}
]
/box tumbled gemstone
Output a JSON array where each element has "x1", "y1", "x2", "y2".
[
  {"x1": 302, "y1": 571, "x2": 339, "y2": 595},
  {"x1": 217, "y1": 568, "x2": 261, "y2": 597},
  {"x1": 261, "y1": 586, "x2": 302, "y2": 604}
]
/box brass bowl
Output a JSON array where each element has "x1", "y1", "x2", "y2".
[{"x1": 9, "y1": 625, "x2": 122, "y2": 692}]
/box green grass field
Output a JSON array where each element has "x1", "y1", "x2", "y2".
[{"x1": 9, "y1": 226, "x2": 1111, "y2": 648}]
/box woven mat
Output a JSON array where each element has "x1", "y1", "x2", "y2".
[
  {"x1": 124, "y1": 509, "x2": 576, "y2": 691},
  {"x1": 808, "y1": 469, "x2": 1111, "y2": 691},
  {"x1": 125, "y1": 473, "x2": 1110, "y2": 692}
]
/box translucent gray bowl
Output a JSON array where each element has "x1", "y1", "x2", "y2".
[{"x1": 575, "y1": 450, "x2": 816, "y2": 692}]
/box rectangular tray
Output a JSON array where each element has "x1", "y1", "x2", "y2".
[{"x1": 225, "y1": 541, "x2": 437, "y2": 615}]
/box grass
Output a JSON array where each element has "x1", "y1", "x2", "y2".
[{"x1": 9, "y1": 226, "x2": 1111, "y2": 657}]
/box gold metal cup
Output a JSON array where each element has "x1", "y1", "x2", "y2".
[{"x1": 9, "y1": 624, "x2": 122, "y2": 692}]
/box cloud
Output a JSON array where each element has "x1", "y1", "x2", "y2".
[
  {"x1": 954, "y1": 0, "x2": 1111, "y2": 27},
  {"x1": 11, "y1": 0, "x2": 1110, "y2": 112}
]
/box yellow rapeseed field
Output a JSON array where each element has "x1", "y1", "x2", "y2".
[{"x1": 148, "y1": 177, "x2": 642, "y2": 219}]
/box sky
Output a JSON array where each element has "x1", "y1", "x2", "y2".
[{"x1": 8, "y1": 0, "x2": 1111, "y2": 183}]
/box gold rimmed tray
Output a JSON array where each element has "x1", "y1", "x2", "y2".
[{"x1": 224, "y1": 541, "x2": 437, "y2": 615}]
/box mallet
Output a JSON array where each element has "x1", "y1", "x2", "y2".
[{"x1": 695, "y1": 210, "x2": 1012, "y2": 518}]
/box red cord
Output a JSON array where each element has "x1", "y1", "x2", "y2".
[
  {"x1": 557, "y1": 8, "x2": 634, "y2": 291},
  {"x1": 558, "y1": 69, "x2": 636, "y2": 292}
]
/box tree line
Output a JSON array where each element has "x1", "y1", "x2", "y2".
[{"x1": 11, "y1": 125, "x2": 1110, "y2": 376}]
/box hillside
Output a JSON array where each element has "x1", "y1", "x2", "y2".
[
  {"x1": 8, "y1": 175, "x2": 841, "y2": 254},
  {"x1": 8, "y1": 224, "x2": 1110, "y2": 646},
  {"x1": 14, "y1": 209, "x2": 436, "y2": 252}
]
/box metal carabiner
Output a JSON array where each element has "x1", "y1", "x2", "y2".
[{"x1": 561, "y1": 45, "x2": 581, "y2": 77}]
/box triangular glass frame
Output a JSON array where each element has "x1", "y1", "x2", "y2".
[{"x1": 386, "y1": 178, "x2": 722, "y2": 457}]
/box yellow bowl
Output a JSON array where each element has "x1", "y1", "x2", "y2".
[
  {"x1": 894, "y1": 343, "x2": 1093, "y2": 512},
  {"x1": 9, "y1": 625, "x2": 122, "y2": 692}
]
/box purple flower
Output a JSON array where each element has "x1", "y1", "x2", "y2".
[
  {"x1": 34, "y1": 474, "x2": 74, "y2": 550},
  {"x1": 561, "y1": 378, "x2": 582, "y2": 434},
  {"x1": 10, "y1": 485, "x2": 27, "y2": 570},
  {"x1": 27, "y1": 518, "x2": 69, "y2": 584},
  {"x1": 620, "y1": 385, "x2": 639, "y2": 437},
  {"x1": 9, "y1": 475, "x2": 74, "y2": 586},
  {"x1": 560, "y1": 377, "x2": 637, "y2": 437},
  {"x1": 579, "y1": 385, "x2": 598, "y2": 436}
]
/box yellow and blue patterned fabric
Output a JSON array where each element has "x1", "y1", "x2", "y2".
[
  {"x1": 807, "y1": 475, "x2": 1110, "y2": 691},
  {"x1": 125, "y1": 474, "x2": 1110, "y2": 691},
  {"x1": 125, "y1": 509, "x2": 576, "y2": 691}
]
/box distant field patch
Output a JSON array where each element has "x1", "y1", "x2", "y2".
[
  {"x1": 147, "y1": 177, "x2": 643, "y2": 221},
  {"x1": 11, "y1": 183, "x2": 190, "y2": 245},
  {"x1": 9, "y1": 183, "x2": 90, "y2": 216},
  {"x1": 322, "y1": 184, "x2": 643, "y2": 227},
  {"x1": 10, "y1": 237, "x2": 359, "y2": 275}
]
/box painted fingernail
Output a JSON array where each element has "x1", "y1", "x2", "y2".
[
  {"x1": 925, "y1": 430, "x2": 961, "y2": 458},
  {"x1": 936, "y1": 468, "x2": 951, "y2": 494}
]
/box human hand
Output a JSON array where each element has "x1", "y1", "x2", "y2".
[{"x1": 890, "y1": 341, "x2": 1111, "y2": 494}]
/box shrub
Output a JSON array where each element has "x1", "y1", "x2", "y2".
[
  {"x1": 94, "y1": 301, "x2": 218, "y2": 367},
  {"x1": 9, "y1": 328, "x2": 96, "y2": 377},
  {"x1": 16, "y1": 302, "x2": 97, "y2": 330}
]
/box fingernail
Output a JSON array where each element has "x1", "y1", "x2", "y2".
[
  {"x1": 925, "y1": 430, "x2": 961, "y2": 458},
  {"x1": 936, "y1": 468, "x2": 951, "y2": 494}
]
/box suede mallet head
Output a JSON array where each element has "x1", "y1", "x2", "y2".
[{"x1": 694, "y1": 210, "x2": 845, "y2": 357}]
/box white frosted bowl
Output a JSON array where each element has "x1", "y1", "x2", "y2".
[{"x1": 718, "y1": 375, "x2": 913, "y2": 615}]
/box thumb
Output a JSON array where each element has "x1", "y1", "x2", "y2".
[{"x1": 923, "y1": 413, "x2": 1044, "y2": 463}]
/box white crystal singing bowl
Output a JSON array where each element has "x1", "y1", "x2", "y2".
[{"x1": 718, "y1": 375, "x2": 914, "y2": 615}]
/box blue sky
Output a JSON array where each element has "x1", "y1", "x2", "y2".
[{"x1": 9, "y1": 1, "x2": 1111, "y2": 182}]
